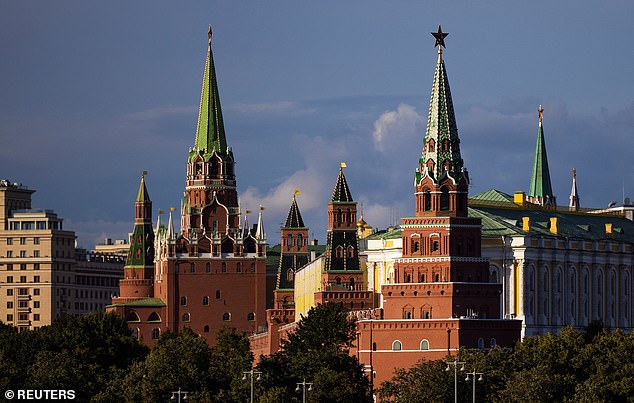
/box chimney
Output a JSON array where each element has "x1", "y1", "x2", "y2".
[
  {"x1": 522, "y1": 217, "x2": 531, "y2": 231},
  {"x1": 549, "y1": 217, "x2": 559, "y2": 234},
  {"x1": 514, "y1": 191, "x2": 526, "y2": 207}
]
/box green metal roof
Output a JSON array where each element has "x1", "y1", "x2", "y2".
[
  {"x1": 136, "y1": 175, "x2": 150, "y2": 203},
  {"x1": 365, "y1": 228, "x2": 402, "y2": 240},
  {"x1": 470, "y1": 189, "x2": 515, "y2": 206},
  {"x1": 529, "y1": 117, "x2": 554, "y2": 200},
  {"x1": 416, "y1": 46, "x2": 464, "y2": 184},
  {"x1": 191, "y1": 27, "x2": 228, "y2": 162},
  {"x1": 107, "y1": 297, "x2": 166, "y2": 308},
  {"x1": 469, "y1": 205, "x2": 634, "y2": 242}
]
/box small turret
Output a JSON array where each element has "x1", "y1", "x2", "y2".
[
  {"x1": 528, "y1": 105, "x2": 556, "y2": 206},
  {"x1": 569, "y1": 168, "x2": 580, "y2": 211}
]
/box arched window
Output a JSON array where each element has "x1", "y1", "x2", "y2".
[
  {"x1": 440, "y1": 187, "x2": 450, "y2": 210},
  {"x1": 432, "y1": 241, "x2": 440, "y2": 252},
  {"x1": 413, "y1": 241, "x2": 419, "y2": 252},
  {"x1": 151, "y1": 328, "x2": 160, "y2": 340},
  {"x1": 427, "y1": 139, "x2": 435, "y2": 152},
  {"x1": 477, "y1": 337, "x2": 485, "y2": 349},
  {"x1": 347, "y1": 245, "x2": 355, "y2": 258},
  {"x1": 126, "y1": 311, "x2": 141, "y2": 322},
  {"x1": 148, "y1": 312, "x2": 161, "y2": 322},
  {"x1": 490, "y1": 338, "x2": 497, "y2": 347},
  {"x1": 180, "y1": 296, "x2": 187, "y2": 306},
  {"x1": 205, "y1": 262, "x2": 210, "y2": 273},
  {"x1": 336, "y1": 277, "x2": 341, "y2": 285},
  {"x1": 297, "y1": 234, "x2": 303, "y2": 248},
  {"x1": 222, "y1": 312, "x2": 231, "y2": 321},
  {"x1": 131, "y1": 328, "x2": 140, "y2": 339},
  {"x1": 247, "y1": 312, "x2": 255, "y2": 321},
  {"x1": 203, "y1": 325, "x2": 210, "y2": 333},
  {"x1": 287, "y1": 234, "x2": 293, "y2": 247},
  {"x1": 182, "y1": 312, "x2": 190, "y2": 322},
  {"x1": 202, "y1": 296, "x2": 209, "y2": 306},
  {"x1": 423, "y1": 189, "x2": 432, "y2": 211},
  {"x1": 221, "y1": 262, "x2": 227, "y2": 273},
  {"x1": 392, "y1": 340, "x2": 402, "y2": 351},
  {"x1": 420, "y1": 340, "x2": 429, "y2": 350}
]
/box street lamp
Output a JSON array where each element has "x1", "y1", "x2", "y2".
[
  {"x1": 170, "y1": 388, "x2": 188, "y2": 403},
  {"x1": 445, "y1": 358, "x2": 465, "y2": 403},
  {"x1": 465, "y1": 369, "x2": 484, "y2": 403},
  {"x1": 295, "y1": 378, "x2": 313, "y2": 403},
  {"x1": 242, "y1": 369, "x2": 262, "y2": 403}
]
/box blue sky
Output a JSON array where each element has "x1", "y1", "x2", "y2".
[{"x1": 1, "y1": 1, "x2": 634, "y2": 248}]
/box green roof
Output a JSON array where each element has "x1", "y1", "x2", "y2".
[
  {"x1": 470, "y1": 205, "x2": 634, "y2": 242},
  {"x1": 191, "y1": 27, "x2": 228, "y2": 161},
  {"x1": 470, "y1": 189, "x2": 515, "y2": 206},
  {"x1": 107, "y1": 297, "x2": 166, "y2": 308},
  {"x1": 365, "y1": 228, "x2": 402, "y2": 240},
  {"x1": 529, "y1": 113, "x2": 554, "y2": 201}
]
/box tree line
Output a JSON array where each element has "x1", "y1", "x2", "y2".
[{"x1": 2, "y1": 307, "x2": 633, "y2": 402}]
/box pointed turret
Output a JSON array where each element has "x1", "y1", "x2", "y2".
[
  {"x1": 182, "y1": 27, "x2": 240, "y2": 248},
  {"x1": 255, "y1": 206, "x2": 266, "y2": 241},
  {"x1": 192, "y1": 25, "x2": 228, "y2": 160},
  {"x1": 325, "y1": 164, "x2": 360, "y2": 272},
  {"x1": 275, "y1": 194, "x2": 309, "y2": 302},
  {"x1": 167, "y1": 207, "x2": 175, "y2": 239},
  {"x1": 127, "y1": 174, "x2": 155, "y2": 268},
  {"x1": 569, "y1": 168, "x2": 580, "y2": 211},
  {"x1": 332, "y1": 163, "x2": 353, "y2": 202},
  {"x1": 414, "y1": 26, "x2": 469, "y2": 218},
  {"x1": 528, "y1": 105, "x2": 556, "y2": 206},
  {"x1": 284, "y1": 194, "x2": 305, "y2": 228},
  {"x1": 416, "y1": 25, "x2": 464, "y2": 184}
]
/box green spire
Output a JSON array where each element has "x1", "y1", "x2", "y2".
[
  {"x1": 126, "y1": 175, "x2": 155, "y2": 268},
  {"x1": 284, "y1": 194, "x2": 306, "y2": 228},
  {"x1": 417, "y1": 26, "x2": 464, "y2": 184},
  {"x1": 136, "y1": 172, "x2": 150, "y2": 203},
  {"x1": 193, "y1": 26, "x2": 227, "y2": 160},
  {"x1": 331, "y1": 164, "x2": 353, "y2": 203},
  {"x1": 529, "y1": 105, "x2": 555, "y2": 204}
]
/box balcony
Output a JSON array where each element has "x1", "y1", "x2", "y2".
[
  {"x1": 17, "y1": 294, "x2": 31, "y2": 301},
  {"x1": 17, "y1": 319, "x2": 31, "y2": 326},
  {"x1": 17, "y1": 306, "x2": 31, "y2": 313}
]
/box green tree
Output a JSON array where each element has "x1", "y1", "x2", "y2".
[{"x1": 258, "y1": 302, "x2": 372, "y2": 403}]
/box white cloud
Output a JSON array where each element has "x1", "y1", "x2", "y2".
[{"x1": 372, "y1": 103, "x2": 422, "y2": 152}]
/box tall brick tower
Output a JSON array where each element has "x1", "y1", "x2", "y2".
[
  {"x1": 355, "y1": 26, "x2": 521, "y2": 385},
  {"x1": 109, "y1": 27, "x2": 267, "y2": 346}
]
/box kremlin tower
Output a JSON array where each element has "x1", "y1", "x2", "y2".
[{"x1": 109, "y1": 27, "x2": 267, "y2": 346}]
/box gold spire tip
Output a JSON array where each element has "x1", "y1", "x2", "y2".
[
  {"x1": 538, "y1": 105, "x2": 544, "y2": 124},
  {"x1": 207, "y1": 25, "x2": 212, "y2": 44}
]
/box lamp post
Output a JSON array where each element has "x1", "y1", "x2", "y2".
[
  {"x1": 242, "y1": 369, "x2": 262, "y2": 403},
  {"x1": 170, "y1": 388, "x2": 188, "y2": 403},
  {"x1": 295, "y1": 378, "x2": 313, "y2": 403},
  {"x1": 445, "y1": 358, "x2": 465, "y2": 403},
  {"x1": 465, "y1": 370, "x2": 484, "y2": 403}
]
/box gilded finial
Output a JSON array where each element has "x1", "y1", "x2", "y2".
[
  {"x1": 572, "y1": 168, "x2": 576, "y2": 179},
  {"x1": 142, "y1": 170, "x2": 148, "y2": 178},
  {"x1": 538, "y1": 104, "x2": 544, "y2": 125},
  {"x1": 208, "y1": 25, "x2": 212, "y2": 45},
  {"x1": 432, "y1": 25, "x2": 448, "y2": 54}
]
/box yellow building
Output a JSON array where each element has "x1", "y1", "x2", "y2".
[{"x1": 0, "y1": 180, "x2": 124, "y2": 330}]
